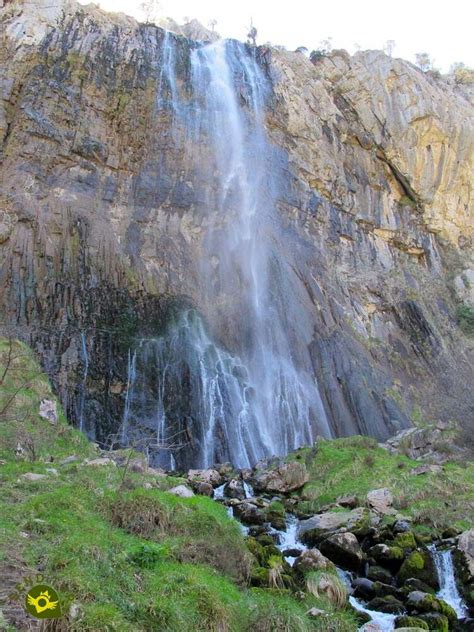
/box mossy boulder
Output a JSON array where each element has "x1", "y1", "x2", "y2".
[
  {"x1": 366, "y1": 595, "x2": 405, "y2": 614},
  {"x1": 367, "y1": 564, "x2": 395, "y2": 584},
  {"x1": 369, "y1": 543, "x2": 405, "y2": 570},
  {"x1": 319, "y1": 532, "x2": 364, "y2": 571},
  {"x1": 394, "y1": 532, "x2": 417, "y2": 550},
  {"x1": 406, "y1": 591, "x2": 457, "y2": 622},
  {"x1": 297, "y1": 507, "x2": 370, "y2": 544},
  {"x1": 293, "y1": 548, "x2": 335, "y2": 576},
  {"x1": 265, "y1": 501, "x2": 287, "y2": 530},
  {"x1": 395, "y1": 615, "x2": 429, "y2": 629},
  {"x1": 397, "y1": 550, "x2": 439, "y2": 590},
  {"x1": 416, "y1": 613, "x2": 449, "y2": 632}
]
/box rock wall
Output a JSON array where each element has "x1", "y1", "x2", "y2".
[{"x1": 1, "y1": 0, "x2": 473, "y2": 457}]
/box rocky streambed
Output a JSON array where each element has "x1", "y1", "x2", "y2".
[{"x1": 178, "y1": 459, "x2": 473, "y2": 632}]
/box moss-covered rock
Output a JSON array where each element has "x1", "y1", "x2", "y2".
[
  {"x1": 397, "y1": 550, "x2": 439, "y2": 589},
  {"x1": 265, "y1": 501, "x2": 287, "y2": 530},
  {"x1": 406, "y1": 591, "x2": 457, "y2": 622},
  {"x1": 367, "y1": 564, "x2": 395, "y2": 584},
  {"x1": 366, "y1": 595, "x2": 405, "y2": 614},
  {"x1": 393, "y1": 532, "x2": 417, "y2": 550},
  {"x1": 369, "y1": 543, "x2": 405, "y2": 570},
  {"x1": 416, "y1": 613, "x2": 449, "y2": 632},
  {"x1": 394, "y1": 614, "x2": 429, "y2": 629}
]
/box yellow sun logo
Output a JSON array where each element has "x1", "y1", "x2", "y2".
[{"x1": 25, "y1": 585, "x2": 61, "y2": 619}]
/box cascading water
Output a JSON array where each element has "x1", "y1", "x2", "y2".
[
  {"x1": 122, "y1": 35, "x2": 330, "y2": 468},
  {"x1": 78, "y1": 331, "x2": 89, "y2": 434},
  {"x1": 430, "y1": 545, "x2": 468, "y2": 618}
]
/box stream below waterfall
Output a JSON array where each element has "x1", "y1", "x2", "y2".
[{"x1": 212, "y1": 484, "x2": 469, "y2": 632}]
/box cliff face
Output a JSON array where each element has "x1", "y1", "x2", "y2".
[{"x1": 1, "y1": 0, "x2": 473, "y2": 463}]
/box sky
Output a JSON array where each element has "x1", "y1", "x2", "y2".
[{"x1": 79, "y1": 0, "x2": 474, "y2": 72}]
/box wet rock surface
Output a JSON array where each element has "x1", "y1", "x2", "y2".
[{"x1": 0, "y1": 0, "x2": 473, "y2": 460}]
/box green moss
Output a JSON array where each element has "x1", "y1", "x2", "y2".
[
  {"x1": 395, "y1": 615, "x2": 429, "y2": 629},
  {"x1": 393, "y1": 532, "x2": 417, "y2": 550}
]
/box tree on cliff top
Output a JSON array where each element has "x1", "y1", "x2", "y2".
[{"x1": 247, "y1": 20, "x2": 257, "y2": 47}]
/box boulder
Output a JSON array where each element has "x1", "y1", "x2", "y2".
[
  {"x1": 352, "y1": 577, "x2": 376, "y2": 599},
  {"x1": 368, "y1": 543, "x2": 405, "y2": 570},
  {"x1": 59, "y1": 455, "x2": 79, "y2": 465},
  {"x1": 233, "y1": 502, "x2": 265, "y2": 525},
  {"x1": 398, "y1": 550, "x2": 439, "y2": 590},
  {"x1": 194, "y1": 482, "x2": 214, "y2": 496},
  {"x1": 360, "y1": 624, "x2": 383, "y2": 632},
  {"x1": 406, "y1": 591, "x2": 457, "y2": 622},
  {"x1": 337, "y1": 494, "x2": 358, "y2": 508},
  {"x1": 367, "y1": 565, "x2": 395, "y2": 584},
  {"x1": 251, "y1": 461, "x2": 309, "y2": 493},
  {"x1": 410, "y1": 464, "x2": 443, "y2": 476},
  {"x1": 366, "y1": 595, "x2": 405, "y2": 614},
  {"x1": 393, "y1": 519, "x2": 412, "y2": 533},
  {"x1": 393, "y1": 532, "x2": 417, "y2": 550},
  {"x1": 293, "y1": 548, "x2": 335, "y2": 575},
  {"x1": 319, "y1": 532, "x2": 364, "y2": 571},
  {"x1": 394, "y1": 628, "x2": 429, "y2": 632},
  {"x1": 39, "y1": 398, "x2": 57, "y2": 424},
  {"x1": 187, "y1": 468, "x2": 222, "y2": 486},
  {"x1": 457, "y1": 529, "x2": 474, "y2": 581},
  {"x1": 306, "y1": 607, "x2": 326, "y2": 618},
  {"x1": 372, "y1": 581, "x2": 405, "y2": 601},
  {"x1": 84, "y1": 457, "x2": 116, "y2": 467},
  {"x1": 224, "y1": 479, "x2": 246, "y2": 500},
  {"x1": 167, "y1": 485, "x2": 194, "y2": 498},
  {"x1": 402, "y1": 578, "x2": 436, "y2": 595},
  {"x1": 298, "y1": 507, "x2": 370, "y2": 544},
  {"x1": 416, "y1": 613, "x2": 449, "y2": 631},
  {"x1": 21, "y1": 472, "x2": 47, "y2": 481},
  {"x1": 128, "y1": 457, "x2": 147, "y2": 473},
  {"x1": 367, "y1": 488, "x2": 394, "y2": 514},
  {"x1": 395, "y1": 615, "x2": 429, "y2": 629}
]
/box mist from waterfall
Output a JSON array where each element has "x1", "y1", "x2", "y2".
[{"x1": 122, "y1": 36, "x2": 330, "y2": 468}]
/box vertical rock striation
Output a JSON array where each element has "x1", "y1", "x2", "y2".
[{"x1": 0, "y1": 0, "x2": 473, "y2": 466}]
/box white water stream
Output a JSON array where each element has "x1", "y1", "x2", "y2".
[{"x1": 430, "y1": 545, "x2": 468, "y2": 618}]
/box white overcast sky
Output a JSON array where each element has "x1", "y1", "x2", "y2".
[{"x1": 80, "y1": 0, "x2": 473, "y2": 72}]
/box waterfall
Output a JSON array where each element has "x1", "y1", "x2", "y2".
[
  {"x1": 121, "y1": 348, "x2": 137, "y2": 445},
  {"x1": 78, "y1": 331, "x2": 89, "y2": 434},
  {"x1": 430, "y1": 545, "x2": 468, "y2": 618},
  {"x1": 124, "y1": 37, "x2": 331, "y2": 468}
]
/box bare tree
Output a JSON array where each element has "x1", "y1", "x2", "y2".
[
  {"x1": 415, "y1": 52, "x2": 433, "y2": 72},
  {"x1": 318, "y1": 37, "x2": 333, "y2": 53},
  {"x1": 208, "y1": 19, "x2": 217, "y2": 33},
  {"x1": 384, "y1": 40, "x2": 396, "y2": 57},
  {"x1": 139, "y1": 0, "x2": 161, "y2": 25},
  {"x1": 247, "y1": 19, "x2": 257, "y2": 47}
]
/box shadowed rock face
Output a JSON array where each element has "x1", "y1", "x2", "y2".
[{"x1": 1, "y1": 0, "x2": 473, "y2": 467}]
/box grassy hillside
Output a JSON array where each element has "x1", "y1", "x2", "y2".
[
  {"x1": 0, "y1": 339, "x2": 359, "y2": 631},
  {"x1": 289, "y1": 436, "x2": 474, "y2": 534}
]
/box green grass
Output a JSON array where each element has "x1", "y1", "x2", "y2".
[
  {"x1": 289, "y1": 436, "x2": 474, "y2": 532},
  {"x1": 0, "y1": 339, "x2": 360, "y2": 631}
]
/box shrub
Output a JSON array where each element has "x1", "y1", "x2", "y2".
[{"x1": 457, "y1": 304, "x2": 474, "y2": 335}]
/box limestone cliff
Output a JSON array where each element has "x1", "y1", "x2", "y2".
[{"x1": 0, "y1": 0, "x2": 473, "y2": 461}]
